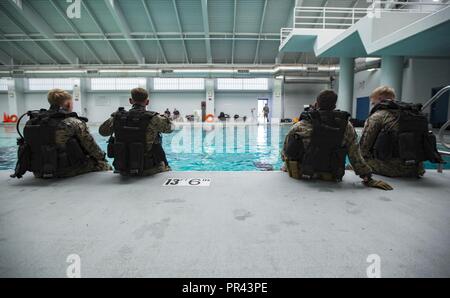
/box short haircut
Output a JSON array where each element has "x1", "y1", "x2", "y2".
[
  {"x1": 47, "y1": 89, "x2": 72, "y2": 106},
  {"x1": 316, "y1": 90, "x2": 337, "y2": 110},
  {"x1": 131, "y1": 87, "x2": 148, "y2": 103},
  {"x1": 370, "y1": 86, "x2": 396, "y2": 101}
]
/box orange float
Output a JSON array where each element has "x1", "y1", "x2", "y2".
[
  {"x1": 204, "y1": 114, "x2": 214, "y2": 123},
  {"x1": 3, "y1": 113, "x2": 18, "y2": 123}
]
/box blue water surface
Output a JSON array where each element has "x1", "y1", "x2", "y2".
[{"x1": 1, "y1": 123, "x2": 448, "y2": 171}]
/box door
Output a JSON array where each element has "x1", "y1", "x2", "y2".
[
  {"x1": 356, "y1": 96, "x2": 370, "y2": 121},
  {"x1": 430, "y1": 87, "x2": 449, "y2": 128},
  {"x1": 257, "y1": 98, "x2": 269, "y2": 123}
]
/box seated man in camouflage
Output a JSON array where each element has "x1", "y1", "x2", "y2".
[
  {"x1": 12, "y1": 89, "x2": 111, "y2": 179},
  {"x1": 99, "y1": 88, "x2": 173, "y2": 176},
  {"x1": 282, "y1": 90, "x2": 392, "y2": 190},
  {"x1": 359, "y1": 86, "x2": 441, "y2": 178}
]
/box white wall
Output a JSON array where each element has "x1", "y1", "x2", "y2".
[
  {"x1": 215, "y1": 92, "x2": 270, "y2": 118},
  {"x1": 23, "y1": 92, "x2": 48, "y2": 113},
  {"x1": 0, "y1": 93, "x2": 8, "y2": 115},
  {"x1": 402, "y1": 58, "x2": 450, "y2": 104},
  {"x1": 85, "y1": 92, "x2": 129, "y2": 123},
  {"x1": 352, "y1": 57, "x2": 450, "y2": 118},
  {"x1": 352, "y1": 69, "x2": 381, "y2": 116},
  {"x1": 84, "y1": 91, "x2": 205, "y2": 123},
  {"x1": 150, "y1": 92, "x2": 204, "y2": 116},
  {"x1": 283, "y1": 82, "x2": 329, "y2": 119}
]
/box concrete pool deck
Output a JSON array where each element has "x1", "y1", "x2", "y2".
[{"x1": 0, "y1": 170, "x2": 449, "y2": 278}]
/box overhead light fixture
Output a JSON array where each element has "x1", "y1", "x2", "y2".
[
  {"x1": 367, "y1": 68, "x2": 377, "y2": 72},
  {"x1": 174, "y1": 69, "x2": 235, "y2": 73},
  {"x1": 99, "y1": 69, "x2": 158, "y2": 73},
  {"x1": 24, "y1": 70, "x2": 86, "y2": 74}
]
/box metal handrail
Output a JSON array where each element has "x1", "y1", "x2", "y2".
[
  {"x1": 281, "y1": 2, "x2": 450, "y2": 44},
  {"x1": 438, "y1": 121, "x2": 450, "y2": 150},
  {"x1": 421, "y1": 85, "x2": 450, "y2": 172},
  {"x1": 421, "y1": 85, "x2": 450, "y2": 111}
]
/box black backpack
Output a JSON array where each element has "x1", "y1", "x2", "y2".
[
  {"x1": 371, "y1": 101, "x2": 443, "y2": 165},
  {"x1": 107, "y1": 107, "x2": 168, "y2": 176},
  {"x1": 11, "y1": 108, "x2": 89, "y2": 178},
  {"x1": 285, "y1": 110, "x2": 350, "y2": 181}
]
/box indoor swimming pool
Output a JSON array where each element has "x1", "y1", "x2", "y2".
[
  {"x1": 0, "y1": 123, "x2": 448, "y2": 172},
  {"x1": 0, "y1": 123, "x2": 289, "y2": 171}
]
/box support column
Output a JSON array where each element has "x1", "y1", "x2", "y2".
[
  {"x1": 337, "y1": 57, "x2": 355, "y2": 114},
  {"x1": 205, "y1": 79, "x2": 215, "y2": 116},
  {"x1": 380, "y1": 55, "x2": 404, "y2": 100},
  {"x1": 8, "y1": 78, "x2": 25, "y2": 116},
  {"x1": 271, "y1": 78, "x2": 283, "y2": 123},
  {"x1": 72, "y1": 80, "x2": 83, "y2": 115}
]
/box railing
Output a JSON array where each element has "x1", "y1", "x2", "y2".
[
  {"x1": 280, "y1": 28, "x2": 293, "y2": 44},
  {"x1": 280, "y1": 1, "x2": 450, "y2": 45},
  {"x1": 421, "y1": 85, "x2": 450, "y2": 173},
  {"x1": 421, "y1": 85, "x2": 450, "y2": 151}
]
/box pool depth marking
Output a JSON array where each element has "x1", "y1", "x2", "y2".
[{"x1": 163, "y1": 178, "x2": 211, "y2": 187}]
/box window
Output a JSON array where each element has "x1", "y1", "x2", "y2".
[
  {"x1": 153, "y1": 78, "x2": 204, "y2": 90},
  {"x1": 217, "y1": 78, "x2": 268, "y2": 90},
  {"x1": 0, "y1": 78, "x2": 9, "y2": 91},
  {"x1": 28, "y1": 78, "x2": 80, "y2": 91},
  {"x1": 91, "y1": 78, "x2": 146, "y2": 91}
]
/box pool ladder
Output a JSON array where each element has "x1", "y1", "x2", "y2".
[{"x1": 421, "y1": 85, "x2": 450, "y2": 173}]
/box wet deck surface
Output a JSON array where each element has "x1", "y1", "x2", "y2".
[{"x1": 0, "y1": 170, "x2": 449, "y2": 277}]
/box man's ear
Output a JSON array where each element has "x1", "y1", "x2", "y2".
[
  {"x1": 129, "y1": 98, "x2": 133, "y2": 105},
  {"x1": 145, "y1": 99, "x2": 149, "y2": 106}
]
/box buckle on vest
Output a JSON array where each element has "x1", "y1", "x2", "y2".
[
  {"x1": 405, "y1": 160, "x2": 416, "y2": 166},
  {"x1": 302, "y1": 174, "x2": 312, "y2": 180}
]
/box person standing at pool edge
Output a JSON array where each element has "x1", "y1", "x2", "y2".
[
  {"x1": 281, "y1": 90, "x2": 393, "y2": 190},
  {"x1": 263, "y1": 103, "x2": 270, "y2": 122},
  {"x1": 99, "y1": 88, "x2": 173, "y2": 176},
  {"x1": 11, "y1": 89, "x2": 111, "y2": 179}
]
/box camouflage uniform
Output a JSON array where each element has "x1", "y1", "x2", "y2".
[
  {"x1": 99, "y1": 105, "x2": 173, "y2": 176},
  {"x1": 282, "y1": 118, "x2": 372, "y2": 180},
  {"x1": 32, "y1": 116, "x2": 111, "y2": 178},
  {"x1": 360, "y1": 109, "x2": 425, "y2": 177}
]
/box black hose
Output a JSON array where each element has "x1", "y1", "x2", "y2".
[{"x1": 15, "y1": 112, "x2": 28, "y2": 139}]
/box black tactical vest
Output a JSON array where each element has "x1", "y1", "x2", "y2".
[
  {"x1": 108, "y1": 106, "x2": 168, "y2": 176},
  {"x1": 12, "y1": 107, "x2": 89, "y2": 178},
  {"x1": 370, "y1": 100, "x2": 442, "y2": 165},
  {"x1": 300, "y1": 110, "x2": 350, "y2": 180}
]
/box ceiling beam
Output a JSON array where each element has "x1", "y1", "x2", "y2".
[
  {"x1": 253, "y1": 0, "x2": 268, "y2": 64},
  {"x1": 231, "y1": 0, "x2": 237, "y2": 64},
  {"x1": 171, "y1": 0, "x2": 189, "y2": 63},
  {"x1": 0, "y1": 29, "x2": 39, "y2": 64},
  {"x1": 0, "y1": 8, "x2": 58, "y2": 64},
  {"x1": 4, "y1": 0, "x2": 79, "y2": 64},
  {"x1": 82, "y1": 0, "x2": 124, "y2": 64},
  {"x1": 0, "y1": 48, "x2": 13, "y2": 65},
  {"x1": 49, "y1": 0, "x2": 103, "y2": 64},
  {"x1": 104, "y1": 0, "x2": 144, "y2": 64},
  {"x1": 200, "y1": 0, "x2": 212, "y2": 64},
  {"x1": 140, "y1": 0, "x2": 168, "y2": 64}
]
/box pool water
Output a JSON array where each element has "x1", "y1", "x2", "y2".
[
  {"x1": 0, "y1": 124, "x2": 448, "y2": 172},
  {"x1": 0, "y1": 124, "x2": 289, "y2": 171}
]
